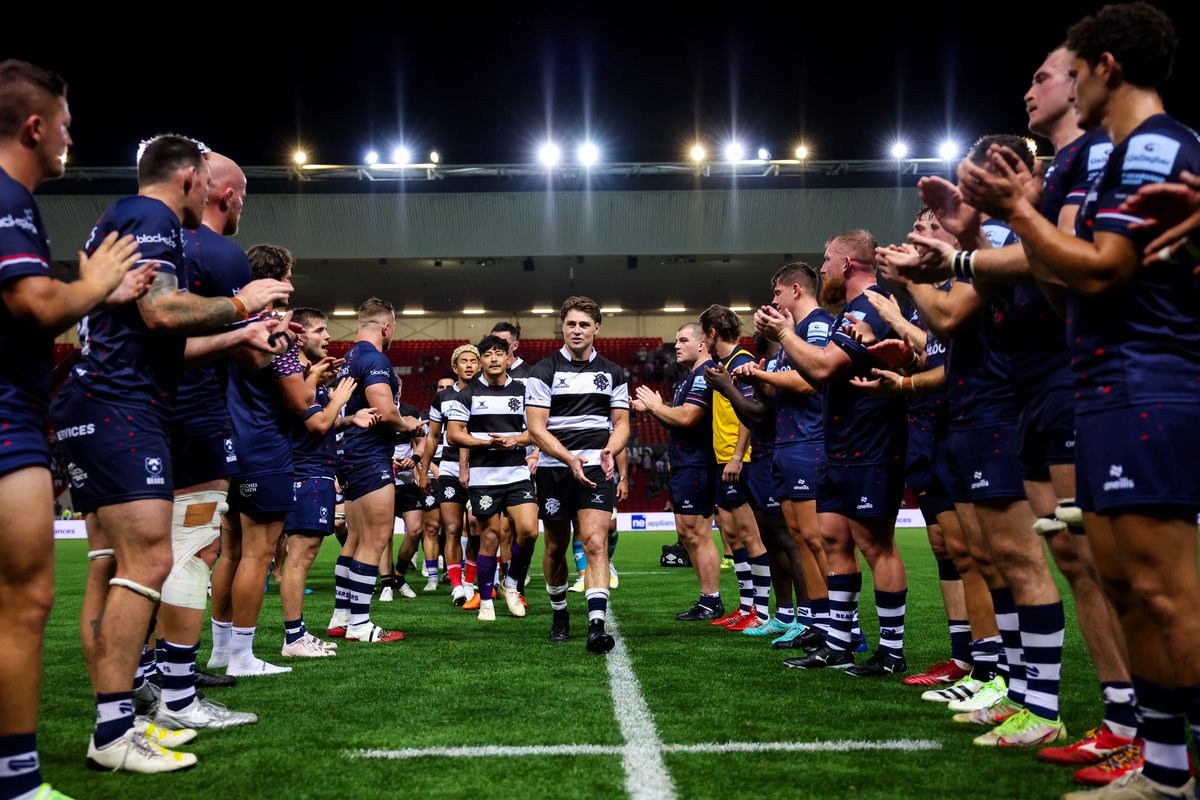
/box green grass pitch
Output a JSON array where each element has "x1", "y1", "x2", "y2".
[{"x1": 37, "y1": 529, "x2": 1108, "y2": 799}]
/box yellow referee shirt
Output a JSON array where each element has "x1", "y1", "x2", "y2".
[{"x1": 711, "y1": 346, "x2": 754, "y2": 464}]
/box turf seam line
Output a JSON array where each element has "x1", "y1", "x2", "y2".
[{"x1": 606, "y1": 612, "x2": 679, "y2": 800}]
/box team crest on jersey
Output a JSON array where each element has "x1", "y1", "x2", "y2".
[
  {"x1": 224, "y1": 438, "x2": 237, "y2": 462},
  {"x1": 145, "y1": 457, "x2": 166, "y2": 485},
  {"x1": 593, "y1": 373, "x2": 610, "y2": 391},
  {"x1": 319, "y1": 506, "x2": 329, "y2": 523},
  {"x1": 478, "y1": 495, "x2": 493, "y2": 510},
  {"x1": 544, "y1": 497, "x2": 561, "y2": 514},
  {"x1": 508, "y1": 398, "x2": 521, "y2": 412},
  {"x1": 443, "y1": 486, "x2": 455, "y2": 500},
  {"x1": 424, "y1": 494, "x2": 435, "y2": 508}
]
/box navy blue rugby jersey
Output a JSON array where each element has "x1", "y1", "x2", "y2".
[
  {"x1": 71, "y1": 196, "x2": 186, "y2": 412},
  {"x1": 0, "y1": 167, "x2": 54, "y2": 433},
  {"x1": 1071, "y1": 114, "x2": 1200, "y2": 410},
  {"x1": 337, "y1": 340, "x2": 400, "y2": 469},
  {"x1": 667, "y1": 360, "x2": 717, "y2": 470},
  {"x1": 824, "y1": 288, "x2": 907, "y2": 463},
  {"x1": 174, "y1": 225, "x2": 253, "y2": 431},
  {"x1": 773, "y1": 308, "x2": 833, "y2": 447},
  {"x1": 525, "y1": 346, "x2": 628, "y2": 469},
  {"x1": 902, "y1": 300, "x2": 948, "y2": 436},
  {"x1": 292, "y1": 383, "x2": 337, "y2": 479},
  {"x1": 749, "y1": 351, "x2": 780, "y2": 460},
  {"x1": 228, "y1": 336, "x2": 303, "y2": 475},
  {"x1": 446, "y1": 376, "x2": 530, "y2": 486}
]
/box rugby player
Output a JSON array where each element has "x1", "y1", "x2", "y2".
[
  {"x1": 380, "y1": 387, "x2": 427, "y2": 601},
  {"x1": 417, "y1": 347, "x2": 480, "y2": 605},
  {"x1": 634, "y1": 323, "x2": 723, "y2": 620},
  {"x1": 446, "y1": 335, "x2": 538, "y2": 621},
  {"x1": 960, "y1": 5, "x2": 1199, "y2": 793},
  {"x1": 52, "y1": 134, "x2": 291, "y2": 771},
  {"x1": 419, "y1": 376, "x2": 456, "y2": 590},
  {"x1": 526, "y1": 296, "x2": 629, "y2": 654},
  {"x1": 0, "y1": 59, "x2": 156, "y2": 797}
]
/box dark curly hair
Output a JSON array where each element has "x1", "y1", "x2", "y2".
[
  {"x1": 968, "y1": 134, "x2": 1036, "y2": 172},
  {"x1": 1066, "y1": 2, "x2": 1176, "y2": 90}
]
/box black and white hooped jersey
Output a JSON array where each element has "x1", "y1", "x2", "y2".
[
  {"x1": 525, "y1": 346, "x2": 629, "y2": 469},
  {"x1": 446, "y1": 375, "x2": 529, "y2": 487},
  {"x1": 428, "y1": 386, "x2": 464, "y2": 479},
  {"x1": 392, "y1": 400, "x2": 421, "y2": 486}
]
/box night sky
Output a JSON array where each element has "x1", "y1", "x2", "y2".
[{"x1": 6, "y1": 4, "x2": 1200, "y2": 168}]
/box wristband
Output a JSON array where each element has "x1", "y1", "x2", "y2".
[
  {"x1": 951, "y1": 250, "x2": 976, "y2": 280},
  {"x1": 229, "y1": 295, "x2": 249, "y2": 319},
  {"x1": 902, "y1": 376, "x2": 915, "y2": 394}
]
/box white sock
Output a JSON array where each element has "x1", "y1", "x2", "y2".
[
  {"x1": 211, "y1": 619, "x2": 232, "y2": 653},
  {"x1": 231, "y1": 626, "x2": 255, "y2": 662}
]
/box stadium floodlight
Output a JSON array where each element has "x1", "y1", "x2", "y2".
[
  {"x1": 690, "y1": 144, "x2": 706, "y2": 162},
  {"x1": 293, "y1": 151, "x2": 308, "y2": 165},
  {"x1": 365, "y1": 151, "x2": 379, "y2": 165},
  {"x1": 530, "y1": 307, "x2": 554, "y2": 314},
  {"x1": 577, "y1": 141, "x2": 600, "y2": 167},
  {"x1": 662, "y1": 305, "x2": 687, "y2": 313},
  {"x1": 331, "y1": 309, "x2": 357, "y2": 317},
  {"x1": 538, "y1": 142, "x2": 562, "y2": 167},
  {"x1": 891, "y1": 141, "x2": 909, "y2": 159},
  {"x1": 795, "y1": 145, "x2": 809, "y2": 160},
  {"x1": 724, "y1": 142, "x2": 745, "y2": 161},
  {"x1": 601, "y1": 306, "x2": 623, "y2": 314},
  {"x1": 430, "y1": 151, "x2": 441, "y2": 164},
  {"x1": 401, "y1": 308, "x2": 425, "y2": 316},
  {"x1": 392, "y1": 146, "x2": 411, "y2": 165},
  {"x1": 757, "y1": 148, "x2": 770, "y2": 161},
  {"x1": 1026, "y1": 137, "x2": 1038, "y2": 155},
  {"x1": 938, "y1": 140, "x2": 959, "y2": 161},
  {"x1": 730, "y1": 305, "x2": 753, "y2": 312},
  {"x1": 463, "y1": 308, "x2": 485, "y2": 315}
]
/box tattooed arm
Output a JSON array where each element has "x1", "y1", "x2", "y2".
[{"x1": 137, "y1": 271, "x2": 292, "y2": 335}]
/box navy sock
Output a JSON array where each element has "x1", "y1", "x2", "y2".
[
  {"x1": 875, "y1": 588, "x2": 907, "y2": 657},
  {"x1": 699, "y1": 592, "x2": 722, "y2": 610},
  {"x1": 160, "y1": 640, "x2": 198, "y2": 713},
  {"x1": 826, "y1": 573, "x2": 861, "y2": 651},
  {"x1": 585, "y1": 587, "x2": 609, "y2": 623},
  {"x1": 284, "y1": 617, "x2": 306, "y2": 645},
  {"x1": 94, "y1": 691, "x2": 135, "y2": 748},
  {"x1": 347, "y1": 559, "x2": 377, "y2": 627},
  {"x1": 423, "y1": 558, "x2": 439, "y2": 579},
  {"x1": 732, "y1": 548, "x2": 752, "y2": 613},
  {"x1": 1134, "y1": 676, "x2": 1190, "y2": 788},
  {"x1": 811, "y1": 597, "x2": 831, "y2": 634},
  {"x1": 795, "y1": 601, "x2": 814, "y2": 627},
  {"x1": 990, "y1": 588, "x2": 1026, "y2": 707},
  {"x1": 1017, "y1": 602, "x2": 1064, "y2": 720},
  {"x1": 334, "y1": 554, "x2": 353, "y2": 613},
  {"x1": 0, "y1": 733, "x2": 40, "y2": 798},
  {"x1": 546, "y1": 583, "x2": 568, "y2": 612},
  {"x1": 749, "y1": 552, "x2": 772, "y2": 621},
  {"x1": 776, "y1": 604, "x2": 795, "y2": 625},
  {"x1": 970, "y1": 637, "x2": 1001, "y2": 681},
  {"x1": 507, "y1": 541, "x2": 532, "y2": 589},
  {"x1": 1100, "y1": 681, "x2": 1138, "y2": 740},
  {"x1": 948, "y1": 619, "x2": 971, "y2": 665}
]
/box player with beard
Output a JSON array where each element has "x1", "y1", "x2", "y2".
[
  {"x1": 961, "y1": 6, "x2": 1199, "y2": 793},
  {"x1": 0, "y1": 59, "x2": 158, "y2": 798},
  {"x1": 756, "y1": 231, "x2": 911, "y2": 678},
  {"x1": 635, "y1": 324, "x2": 724, "y2": 620},
  {"x1": 52, "y1": 135, "x2": 291, "y2": 771},
  {"x1": 417, "y1": 346, "x2": 480, "y2": 605}
]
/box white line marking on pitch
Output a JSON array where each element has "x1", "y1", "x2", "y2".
[
  {"x1": 348, "y1": 738, "x2": 942, "y2": 761},
  {"x1": 605, "y1": 612, "x2": 679, "y2": 800}
]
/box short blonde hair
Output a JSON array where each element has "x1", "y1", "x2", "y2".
[{"x1": 451, "y1": 344, "x2": 480, "y2": 366}]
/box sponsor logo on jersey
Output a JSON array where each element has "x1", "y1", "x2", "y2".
[
  {"x1": 856, "y1": 495, "x2": 874, "y2": 511},
  {"x1": 522, "y1": 490, "x2": 534, "y2": 500},
  {"x1": 1086, "y1": 143, "x2": 1113, "y2": 176},
  {"x1": 591, "y1": 493, "x2": 606, "y2": 504},
  {"x1": 971, "y1": 471, "x2": 990, "y2": 490},
  {"x1": 1122, "y1": 133, "x2": 1180, "y2": 178},
  {"x1": 555, "y1": 377, "x2": 570, "y2": 389},
  {"x1": 1103, "y1": 464, "x2": 1136, "y2": 492},
  {"x1": 807, "y1": 321, "x2": 831, "y2": 341},
  {"x1": 56, "y1": 423, "x2": 96, "y2": 440},
  {"x1": 135, "y1": 231, "x2": 178, "y2": 248},
  {"x1": 68, "y1": 462, "x2": 88, "y2": 488},
  {"x1": 240, "y1": 482, "x2": 257, "y2": 497},
  {"x1": 544, "y1": 497, "x2": 561, "y2": 515},
  {"x1": 0, "y1": 208, "x2": 38, "y2": 235}
]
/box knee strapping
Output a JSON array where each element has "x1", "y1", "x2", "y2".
[
  {"x1": 109, "y1": 577, "x2": 161, "y2": 603},
  {"x1": 161, "y1": 555, "x2": 210, "y2": 609},
  {"x1": 172, "y1": 491, "x2": 226, "y2": 556},
  {"x1": 88, "y1": 548, "x2": 115, "y2": 561}
]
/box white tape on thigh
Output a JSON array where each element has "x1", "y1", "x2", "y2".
[
  {"x1": 162, "y1": 491, "x2": 225, "y2": 608},
  {"x1": 109, "y1": 577, "x2": 161, "y2": 603},
  {"x1": 88, "y1": 548, "x2": 115, "y2": 560}
]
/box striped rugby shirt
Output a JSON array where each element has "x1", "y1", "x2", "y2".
[
  {"x1": 525, "y1": 346, "x2": 629, "y2": 469},
  {"x1": 428, "y1": 385, "x2": 465, "y2": 479},
  {"x1": 446, "y1": 375, "x2": 529, "y2": 486}
]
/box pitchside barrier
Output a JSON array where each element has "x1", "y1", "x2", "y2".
[{"x1": 53, "y1": 510, "x2": 930, "y2": 540}]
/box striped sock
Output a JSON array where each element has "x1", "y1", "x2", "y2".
[
  {"x1": 160, "y1": 641, "x2": 199, "y2": 712},
  {"x1": 826, "y1": 573, "x2": 861, "y2": 652},
  {"x1": 1101, "y1": 682, "x2": 1138, "y2": 740},
  {"x1": 795, "y1": 601, "x2": 813, "y2": 628},
  {"x1": 1185, "y1": 684, "x2": 1200, "y2": 755},
  {"x1": 990, "y1": 588, "x2": 1026, "y2": 707},
  {"x1": 424, "y1": 558, "x2": 439, "y2": 579},
  {"x1": 334, "y1": 555, "x2": 353, "y2": 613},
  {"x1": 347, "y1": 559, "x2": 378, "y2": 627},
  {"x1": 811, "y1": 597, "x2": 831, "y2": 634},
  {"x1": 0, "y1": 733, "x2": 40, "y2": 798},
  {"x1": 477, "y1": 554, "x2": 498, "y2": 602},
  {"x1": 948, "y1": 619, "x2": 972, "y2": 666},
  {"x1": 776, "y1": 604, "x2": 796, "y2": 625},
  {"x1": 749, "y1": 553, "x2": 771, "y2": 621},
  {"x1": 546, "y1": 583, "x2": 568, "y2": 612},
  {"x1": 875, "y1": 588, "x2": 907, "y2": 657},
  {"x1": 133, "y1": 645, "x2": 149, "y2": 691},
  {"x1": 572, "y1": 539, "x2": 588, "y2": 573},
  {"x1": 93, "y1": 691, "x2": 134, "y2": 748},
  {"x1": 1018, "y1": 601, "x2": 1064, "y2": 720},
  {"x1": 970, "y1": 637, "x2": 1001, "y2": 681},
  {"x1": 585, "y1": 587, "x2": 609, "y2": 623},
  {"x1": 1134, "y1": 676, "x2": 1191, "y2": 789},
  {"x1": 284, "y1": 617, "x2": 306, "y2": 645},
  {"x1": 732, "y1": 549, "x2": 752, "y2": 613},
  {"x1": 852, "y1": 605, "x2": 864, "y2": 646}
]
